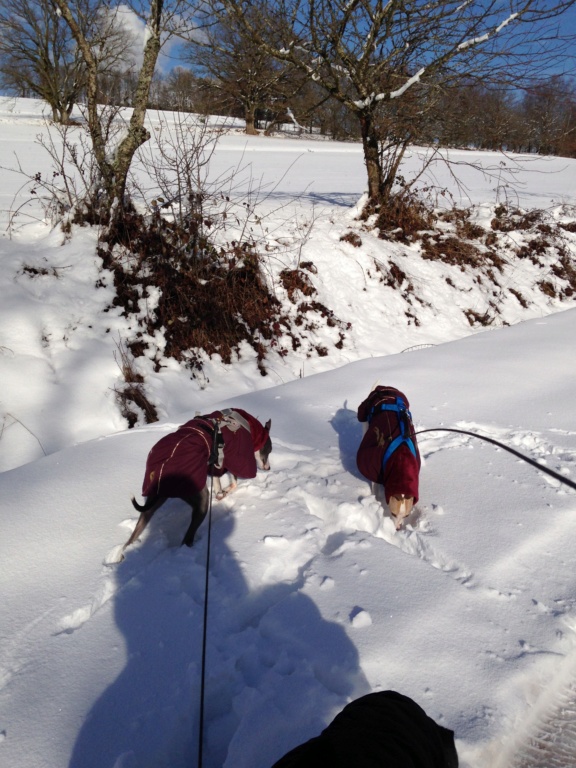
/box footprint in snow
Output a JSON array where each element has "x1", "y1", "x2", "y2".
[
  {"x1": 350, "y1": 607, "x2": 372, "y2": 628},
  {"x1": 55, "y1": 577, "x2": 117, "y2": 635},
  {"x1": 382, "y1": 520, "x2": 475, "y2": 588},
  {"x1": 303, "y1": 572, "x2": 336, "y2": 591}
]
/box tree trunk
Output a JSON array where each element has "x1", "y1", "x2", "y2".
[
  {"x1": 359, "y1": 111, "x2": 382, "y2": 203},
  {"x1": 55, "y1": 105, "x2": 72, "y2": 124},
  {"x1": 381, "y1": 140, "x2": 409, "y2": 206},
  {"x1": 245, "y1": 105, "x2": 258, "y2": 135}
]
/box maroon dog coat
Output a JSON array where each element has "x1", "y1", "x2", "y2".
[
  {"x1": 233, "y1": 408, "x2": 269, "y2": 452},
  {"x1": 356, "y1": 386, "x2": 420, "y2": 503},
  {"x1": 141, "y1": 411, "x2": 258, "y2": 499},
  {"x1": 208, "y1": 408, "x2": 269, "y2": 479}
]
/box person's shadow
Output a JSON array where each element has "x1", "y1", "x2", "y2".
[{"x1": 69, "y1": 504, "x2": 370, "y2": 768}]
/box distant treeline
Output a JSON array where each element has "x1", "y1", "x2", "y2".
[
  {"x1": 4, "y1": 58, "x2": 575, "y2": 157},
  {"x1": 98, "y1": 68, "x2": 576, "y2": 158}
]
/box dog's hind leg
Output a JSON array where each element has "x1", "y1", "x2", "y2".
[
  {"x1": 226, "y1": 474, "x2": 238, "y2": 495},
  {"x1": 181, "y1": 486, "x2": 209, "y2": 547},
  {"x1": 122, "y1": 495, "x2": 167, "y2": 553}
]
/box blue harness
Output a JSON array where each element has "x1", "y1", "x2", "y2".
[{"x1": 368, "y1": 396, "x2": 417, "y2": 474}]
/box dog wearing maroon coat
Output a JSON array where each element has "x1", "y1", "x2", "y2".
[
  {"x1": 211, "y1": 408, "x2": 272, "y2": 500},
  {"x1": 122, "y1": 409, "x2": 271, "y2": 555},
  {"x1": 356, "y1": 385, "x2": 420, "y2": 529}
]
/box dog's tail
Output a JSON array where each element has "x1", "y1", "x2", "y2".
[{"x1": 131, "y1": 495, "x2": 155, "y2": 512}]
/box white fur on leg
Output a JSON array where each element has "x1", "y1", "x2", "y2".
[{"x1": 214, "y1": 473, "x2": 238, "y2": 501}]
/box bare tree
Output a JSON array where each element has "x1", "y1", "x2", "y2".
[
  {"x1": 429, "y1": 82, "x2": 486, "y2": 150},
  {"x1": 50, "y1": 0, "x2": 162, "y2": 224},
  {"x1": 96, "y1": 67, "x2": 140, "y2": 108},
  {"x1": 0, "y1": 0, "x2": 83, "y2": 122},
  {"x1": 520, "y1": 76, "x2": 576, "y2": 155},
  {"x1": 186, "y1": 12, "x2": 305, "y2": 135},
  {"x1": 432, "y1": 84, "x2": 521, "y2": 151},
  {"x1": 161, "y1": 66, "x2": 201, "y2": 111},
  {"x1": 215, "y1": 0, "x2": 576, "y2": 206},
  {"x1": 0, "y1": 0, "x2": 134, "y2": 123},
  {"x1": 49, "y1": 0, "x2": 208, "y2": 227}
]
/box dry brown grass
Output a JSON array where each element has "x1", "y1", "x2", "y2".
[
  {"x1": 99, "y1": 211, "x2": 285, "y2": 371},
  {"x1": 362, "y1": 192, "x2": 434, "y2": 243},
  {"x1": 340, "y1": 231, "x2": 363, "y2": 247}
]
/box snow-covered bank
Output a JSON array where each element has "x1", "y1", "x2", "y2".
[{"x1": 2, "y1": 308, "x2": 576, "y2": 767}]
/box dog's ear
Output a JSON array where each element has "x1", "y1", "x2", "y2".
[{"x1": 265, "y1": 419, "x2": 271, "y2": 432}]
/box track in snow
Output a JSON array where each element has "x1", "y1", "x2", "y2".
[{"x1": 491, "y1": 640, "x2": 576, "y2": 768}]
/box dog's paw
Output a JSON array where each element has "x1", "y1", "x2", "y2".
[
  {"x1": 216, "y1": 484, "x2": 237, "y2": 501},
  {"x1": 394, "y1": 514, "x2": 412, "y2": 531}
]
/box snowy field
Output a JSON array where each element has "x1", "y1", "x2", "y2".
[{"x1": 1, "y1": 98, "x2": 576, "y2": 768}]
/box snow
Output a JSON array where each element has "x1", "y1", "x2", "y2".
[
  {"x1": 1, "y1": 97, "x2": 576, "y2": 768},
  {"x1": 457, "y1": 13, "x2": 520, "y2": 51}
]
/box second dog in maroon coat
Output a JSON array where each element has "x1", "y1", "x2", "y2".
[
  {"x1": 356, "y1": 385, "x2": 420, "y2": 529},
  {"x1": 122, "y1": 409, "x2": 271, "y2": 556},
  {"x1": 210, "y1": 408, "x2": 272, "y2": 499}
]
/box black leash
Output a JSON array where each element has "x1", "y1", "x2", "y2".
[
  {"x1": 416, "y1": 427, "x2": 576, "y2": 492},
  {"x1": 198, "y1": 420, "x2": 220, "y2": 768}
]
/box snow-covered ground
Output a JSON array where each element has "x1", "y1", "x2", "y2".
[{"x1": 1, "y1": 98, "x2": 576, "y2": 768}]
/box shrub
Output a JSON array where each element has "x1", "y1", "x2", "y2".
[{"x1": 99, "y1": 211, "x2": 284, "y2": 371}]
